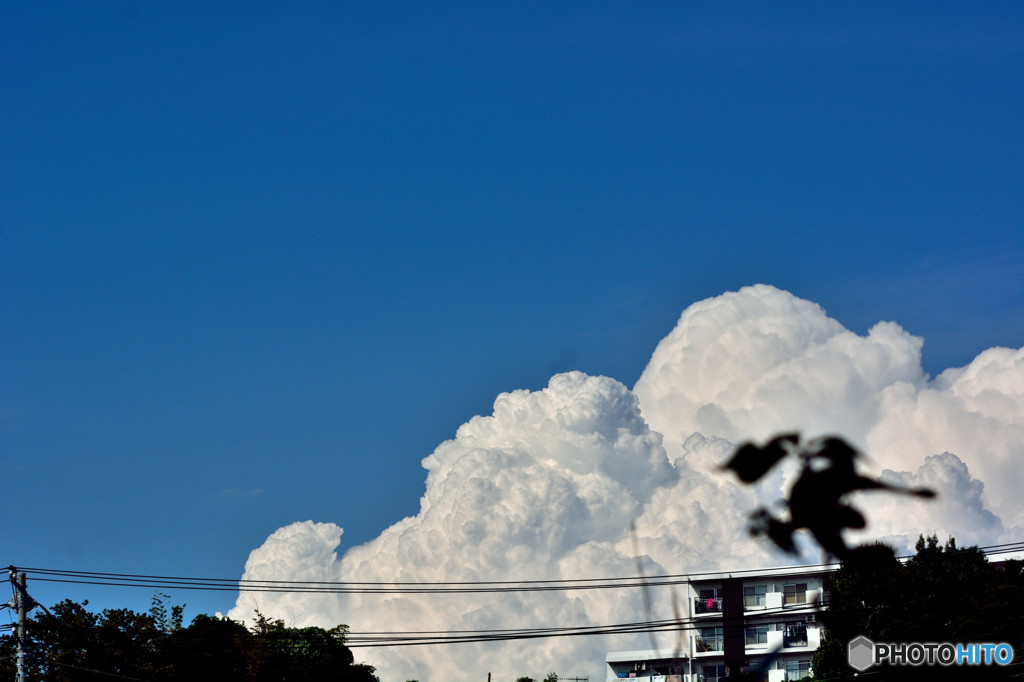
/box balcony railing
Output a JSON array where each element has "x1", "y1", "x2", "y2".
[
  {"x1": 695, "y1": 636, "x2": 723, "y2": 653},
  {"x1": 693, "y1": 598, "x2": 722, "y2": 614},
  {"x1": 784, "y1": 633, "x2": 808, "y2": 647}
]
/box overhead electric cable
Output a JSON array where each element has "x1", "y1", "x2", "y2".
[
  {"x1": 8, "y1": 540, "x2": 1021, "y2": 597},
  {"x1": 6, "y1": 559, "x2": 850, "y2": 594},
  {"x1": 344, "y1": 602, "x2": 829, "y2": 647},
  {"x1": 52, "y1": 662, "x2": 153, "y2": 682}
]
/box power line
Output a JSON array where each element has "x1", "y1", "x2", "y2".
[
  {"x1": 0, "y1": 560, "x2": 855, "y2": 594},
  {"x1": 4, "y1": 567, "x2": 824, "y2": 595},
  {"x1": 51, "y1": 662, "x2": 154, "y2": 682},
  {"x1": 344, "y1": 602, "x2": 831, "y2": 647},
  {"x1": 344, "y1": 602, "x2": 828, "y2": 648},
  {"x1": 10, "y1": 540, "x2": 1022, "y2": 595},
  {"x1": 4, "y1": 557, "x2": 1015, "y2": 648},
  {"x1": 9, "y1": 554, "x2": 884, "y2": 593},
  {"x1": 5, "y1": 541, "x2": 1020, "y2": 653}
]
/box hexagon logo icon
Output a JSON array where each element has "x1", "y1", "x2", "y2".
[{"x1": 848, "y1": 636, "x2": 875, "y2": 672}]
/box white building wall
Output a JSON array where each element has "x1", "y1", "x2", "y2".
[{"x1": 610, "y1": 565, "x2": 835, "y2": 682}]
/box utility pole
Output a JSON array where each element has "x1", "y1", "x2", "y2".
[
  {"x1": 721, "y1": 577, "x2": 743, "y2": 679},
  {"x1": 16, "y1": 572, "x2": 27, "y2": 682},
  {"x1": 8, "y1": 567, "x2": 31, "y2": 682}
]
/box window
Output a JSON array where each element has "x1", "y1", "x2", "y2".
[
  {"x1": 784, "y1": 583, "x2": 808, "y2": 605},
  {"x1": 699, "y1": 587, "x2": 721, "y2": 600},
  {"x1": 745, "y1": 624, "x2": 768, "y2": 647},
  {"x1": 784, "y1": 659, "x2": 810, "y2": 680},
  {"x1": 697, "y1": 627, "x2": 723, "y2": 652},
  {"x1": 743, "y1": 584, "x2": 767, "y2": 607},
  {"x1": 701, "y1": 664, "x2": 725, "y2": 682}
]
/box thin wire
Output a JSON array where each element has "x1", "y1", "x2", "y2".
[
  {"x1": 9, "y1": 556, "x2": 863, "y2": 593},
  {"x1": 344, "y1": 602, "x2": 829, "y2": 647},
  {"x1": 24, "y1": 576, "x2": 695, "y2": 593},
  {"x1": 16, "y1": 546, "x2": 1022, "y2": 596},
  {"x1": 12, "y1": 540, "x2": 1021, "y2": 595},
  {"x1": 51, "y1": 662, "x2": 154, "y2": 682},
  {"x1": 4, "y1": 540, "x2": 1018, "y2": 652}
]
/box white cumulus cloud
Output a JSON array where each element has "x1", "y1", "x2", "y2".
[{"x1": 229, "y1": 285, "x2": 1022, "y2": 682}]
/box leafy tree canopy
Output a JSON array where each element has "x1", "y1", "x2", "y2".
[
  {"x1": 811, "y1": 536, "x2": 1024, "y2": 681},
  {"x1": 0, "y1": 599, "x2": 379, "y2": 682}
]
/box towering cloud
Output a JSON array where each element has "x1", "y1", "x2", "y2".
[
  {"x1": 229, "y1": 285, "x2": 1020, "y2": 681},
  {"x1": 867, "y1": 345, "x2": 1024, "y2": 530},
  {"x1": 633, "y1": 284, "x2": 926, "y2": 450}
]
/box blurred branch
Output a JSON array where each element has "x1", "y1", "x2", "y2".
[{"x1": 721, "y1": 434, "x2": 935, "y2": 559}]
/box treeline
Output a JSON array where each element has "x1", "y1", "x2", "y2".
[
  {"x1": 812, "y1": 535, "x2": 1024, "y2": 681},
  {"x1": 0, "y1": 598, "x2": 380, "y2": 682}
]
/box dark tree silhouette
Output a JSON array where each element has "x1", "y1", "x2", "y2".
[
  {"x1": 0, "y1": 601, "x2": 379, "y2": 682},
  {"x1": 811, "y1": 536, "x2": 1024, "y2": 681}
]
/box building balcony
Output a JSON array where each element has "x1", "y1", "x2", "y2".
[
  {"x1": 694, "y1": 637, "x2": 723, "y2": 654},
  {"x1": 767, "y1": 664, "x2": 812, "y2": 681},
  {"x1": 767, "y1": 671, "x2": 803, "y2": 682},
  {"x1": 783, "y1": 629, "x2": 808, "y2": 648},
  {"x1": 794, "y1": 626, "x2": 821, "y2": 650},
  {"x1": 605, "y1": 650, "x2": 689, "y2": 682},
  {"x1": 693, "y1": 598, "x2": 722, "y2": 615},
  {"x1": 758, "y1": 626, "x2": 820, "y2": 651},
  {"x1": 743, "y1": 588, "x2": 822, "y2": 612}
]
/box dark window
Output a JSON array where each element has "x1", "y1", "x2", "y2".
[
  {"x1": 701, "y1": 664, "x2": 725, "y2": 682},
  {"x1": 743, "y1": 584, "x2": 768, "y2": 607},
  {"x1": 745, "y1": 624, "x2": 768, "y2": 647},
  {"x1": 784, "y1": 659, "x2": 810, "y2": 680},
  {"x1": 784, "y1": 583, "x2": 808, "y2": 605}
]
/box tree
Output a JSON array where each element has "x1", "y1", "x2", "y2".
[
  {"x1": 165, "y1": 614, "x2": 250, "y2": 682},
  {"x1": 1, "y1": 599, "x2": 101, "y2": 682},
  {"x1": 811, "y1": 535, "x2": 1024, "y2": 681},
  {"x1": 0, "y1": 600, "x2": 379, "y2": 682},
  {"x1": 0, "y1": 599, "x2": 170, "y2": 682},
  {"x1": 93, "y1": 606, "x2": 169, "y2": 680},
  {"x1": 249, "y1": 616, "x2": 360, "y2": 682},
  {"x1": 150, "y1": 591, "x2": 186, "y2": 633},
  {"x1": 809, "y1": 544, "x2": 906, "y2": 679}
]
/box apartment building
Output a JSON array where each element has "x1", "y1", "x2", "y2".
[{"x1": 606, "y1": 564, "x2": 833, "y2": 682}]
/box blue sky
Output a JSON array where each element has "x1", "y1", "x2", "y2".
[{"x1": 3, "y1": 2, "x2": 1022, "y2": 622}]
